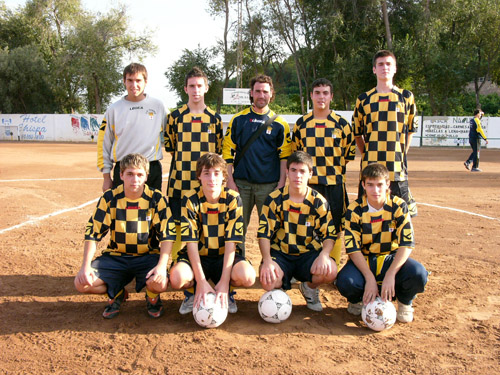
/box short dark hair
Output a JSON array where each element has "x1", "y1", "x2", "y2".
[
  {"x1": 372, "y1": 50, "x2": 396, "y2": 67},
  {"x1": 286, "y1": 151, "x2": 313, "y2": 172},
  {"x1": 123, "y1": 63, "x2": 148, "y2": 81},
  {"x1": 120, "y1": 153, "x2": 149, "y2": 174},
  {"x1": 361, "y1": 163, "x2": 389, "y2": 183},
  {"x1": 249, "y1": 74, "x2": 275, "y2": 103},
  {"x1": 196, "y1": 153, "x2": 228, "y2": 182},
  {"x1": 311, "y1": 78, "x2": 333, "y2": 94},
  {"x1": 185, "y1": 66, "x2": 208, "y2": 87},
  {"x1": 473, "y1": 109, "x2": 482, "y2": 116}
]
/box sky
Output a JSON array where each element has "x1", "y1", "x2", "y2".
[{"x1": 4, "y1": 0, "x2": 226, "y2": 109}]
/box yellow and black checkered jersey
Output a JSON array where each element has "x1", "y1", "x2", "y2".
[
  {"x1": 222, "y1": 107, "x2": 292, "y2": 184},
  {"x1": 353, "y1": 86, "x2": 417, "y2": 182},
  {"x1": 180, "y1": 186, "x2": 244, "y2": 257},
  {"x1": 292, "y1": 111, "x2": 356, "y2": 185},
  {"x1": 257, "y1": 186, "x2": 336, "y2": 255},
  {"x1": 85, "y1": 185, "x2": 174, "y2": 256},
  {"x1": 164, "y1": 104, "x2": 223, "y2": 199},
  {"x1": 344, "y1": 193, "x2": 414, "y2": 256}
]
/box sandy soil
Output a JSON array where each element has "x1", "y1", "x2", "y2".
[{"x1": 0, "y1": 142, "x2": 499, "y2": 375}]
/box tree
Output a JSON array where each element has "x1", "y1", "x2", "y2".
[{"x1": 165, "y1": 46, "x2": 222, "y2": 107}]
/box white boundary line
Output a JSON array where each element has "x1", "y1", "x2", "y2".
[
  {"x1": 1, "y1": 189, "x2": 498, "y2": 236},
  {"x1": 347, "y1": 192, "x2": 500, "y2": 222},
  {"x1": 0, "y1": 198, "x2": 99, "y2": 235},
  {"x1": 0, "y1": 178, "x2": 101, "y2": 182}
]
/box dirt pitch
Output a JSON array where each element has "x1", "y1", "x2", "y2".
[{"x1": 0, "y1": 142, "x2": 499, "y2": 375}]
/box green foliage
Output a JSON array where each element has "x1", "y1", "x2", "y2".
[
  {"x1": 165, "y1": 46, "x2": 222, "y2": 107},
  {"x1": 1, "y1": 0, "x2": 155, "y2": 114}
]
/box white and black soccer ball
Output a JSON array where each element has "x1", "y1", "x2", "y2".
[
  {"x1": 258, "y1": 289, "x2": 292, "y2": 323},
  {"x1": 193, "y1": 292, "x2": 228, "y2": 328},
  {"x1": 361, "y1": 297, "x2": 397, "y2": 331}
]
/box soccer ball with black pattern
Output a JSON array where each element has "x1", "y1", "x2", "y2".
[
  {"x1": 361, "y1": 297, "x2": 397, "y2": 331},
  {"x1": 192, "y1": 292, "x2": 228, "y2": 328},
  {"x1": 258, "y1": 289, "x2": 292, "y2": 323}
]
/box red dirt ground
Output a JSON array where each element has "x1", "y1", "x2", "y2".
[{"x1": 0, "y1": 142, "x2": 499, "y2": 374}]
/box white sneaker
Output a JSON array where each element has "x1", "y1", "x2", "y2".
[
  {"x1": 179, "y1": 292, "x2": 194, "y2": 315},
  {"x1": 228, "y1": 291, "x2": 238, "y2": 314},
  {"x1": 397, "y1": 301, "x2": 414, "y2": 323},
  {"x1": 347, "y1": 301, "x2": 363, "y2": 316},
  {"x1": 299, "y1": 282, "x2": 322, "y2": 311}
]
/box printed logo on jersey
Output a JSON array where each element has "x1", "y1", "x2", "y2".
[
  {"x1": 403, "y1": 228, "x2": 413, "y2": 242},
  {"x1": 289, "y1": 206, "x2": 301, "y2": 214},
  {"x1": 167, "y1": 222, "x2": 177, "y2": 236},
  {"x1": 192, "y1": 116, "x2": 202, "y2": 123},
  {"x1": 371, "y1": 215, "x2": 383, "y2": 223},
  {"x1": 235, "y1": 222, "x2": 243, "y2": 235},
  {"x1": 379, "y1": 96, "x2": 390, "y2": 102},
  {"x1": 266, "y1": 125, "x2": 273, "y2": 135},
  {"x1": 180, "y1": 223, "x2": 190, "y2": 235},
  {"x1": 333, "y1": 128, "x2": 342, "y2": 138},
  {"x1": 130, "y1": 106, "x2": 144, "y2": 111},
  {"x1": 146, "y1": 108, "x2": 156, "y2": 119},
  {"x1": 258, "y1": 220, "x2": 268, "y2": 234},
  {"x1": 250, "y1": 118, "x2": 265, "y2": 124},
  {"x1": 388, "y1": 221, "x2": 396, "y2": 232},
  {"x1": 344, "y1": 234, "x2": 354, "y2": 249},
  {"x1": 315, "y1": 122, "x2": 326, "y2": 128},
  {"x1": 207, "y1": 208, "x2": 219, "y2": 214},
  {"x1": 126, "y1": 202, "x2": 140, "y2": 210},
  {"x1": 306, "y1": 215, "x2": 315, "y2": 227}
]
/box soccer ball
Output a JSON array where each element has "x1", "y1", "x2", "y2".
[
  {"x1": 361, "y1": 297, "x2": 397, "y2": 331},
  {"x1": 258, "y1": 289, "x2": 292, "y2": 323},
  {"x1": 192, "y1": 292, "x2": 228, "y2": 328}
]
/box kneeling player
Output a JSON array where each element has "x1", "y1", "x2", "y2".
[
  {"x1": 169, "y1": 153, "x2": 256, "y2": 314},
  {"x1": 336, "y1": 163, "x2": 428, "y2": 323},
  {"x1": 258, "y1": 151, "x2": 338, "y2": 312},
  {"x1": 74, "y1": 153, "x2": 173, "y2": 319}
]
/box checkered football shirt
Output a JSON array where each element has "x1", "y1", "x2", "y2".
[
  {"x1": 180, "y1": 186, "x2": 244, "y2": 257},
  {"x1": 344, "y1": 193, "x2": 415, "y2": 256},
  {"x1": 292, "y1": 111, "x2": 356, "y2": 185},
  {"x1": 85, "y1": 185, "x2": 173, "y2": 256},
  {"x1": 257, "y1": 186, "x2": 336, "y2": 255},
  {"x1": 353, "y1": 86, "x2": 417, "y2": 182},
  {"x1": 164, "y1": 104, "x2": 223, "y2": 199}
]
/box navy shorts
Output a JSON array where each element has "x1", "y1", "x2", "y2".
[
  {"x1": 309, "y1": 183, "x2": 348, "y2": 232},
  {"x1": 91, "y1": 253, "x2": 160, "y2": 299},
  {"x1": 270, "y1": 249, "x2": 321, "y2": 290},
  {"x1": 176, "y1": 252, "x2": 248, "y2": 285}
]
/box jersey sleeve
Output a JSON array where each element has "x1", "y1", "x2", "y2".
[
  {"x1": 96, "y1": 111, "x2": 115, "y2": 173},
  {"x1": 180, "y1": 195, "x2": 199, "y2": 243},
  {"x1": 395, "y1": 202, "x2": 415, "y2": 249},
  {"x1": 151, "y1": 195, "x2": 174, "y2": 244},
  {"x1": 276, "y1": 116, "x2": 292, "y2": 160},
  {"x1": 315, "y1": 197, "x2": 337, "y2": 242},
  {"x1": 343, "y1": 119, "x2": 356, "y2": 162},
  {"x1": 224, "y1": 193, "x2": 244, "y2": 243},
  {"x1": 352, "y1": 97, "x2": 365, "y2": 137},
  {"x1": 407, "y1": 91, "x2": 418, "y2": 133},
  {"x1": 164, "y1": 111, "x2": 177, "y2": 153},
  {"x1": 291, "y1": 121, "x2": 303, "y2": 152},
  {"x1": 343, "y1": 204, "x2": 363, "y2": 254},
  {"x1": 257, "y1": 194, "x2": 281, "y2": 240},
  {"x1": 85, "y1": 193, "x2": 113, "y2": 242},
  {"x1": 475, "y1": 118, "x2": 488, "y2": 140},
  {"x1": 222, "y1": 115, "x2": 237, "y2": 164},
  {"x1": 215, "y1": 113, "x2": 224, "y2": 154}
]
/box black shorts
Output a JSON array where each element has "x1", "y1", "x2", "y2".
[
  {"x1": 270, "y1": 249, "x2": 321, "y2": 290},
  {"x1": 112, "y1": 160, "x2": 163, "y2": 191},
  {"x1": 91, "y1": 253, "x2": 160, "y2": 299},
  {"x1": 176, "y1": 252, "x2": 248, "y2": 285},
  {"x1": 309, "y1": 183, "x2": 348, "y2": 232}
]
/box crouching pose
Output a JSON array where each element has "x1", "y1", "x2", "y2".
[
  {"x1": 169, "y1": 153, "x2": 256, "y2": 314},
  {"x1": 258, "y1": 151, "x2": 338, "y2": 312},
  {"x1": 336, "y1": 163, "x2": 428, "y2": 323},
  {"x1": 75, "y1": 153, "x2": 172, "y2": 319}
]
